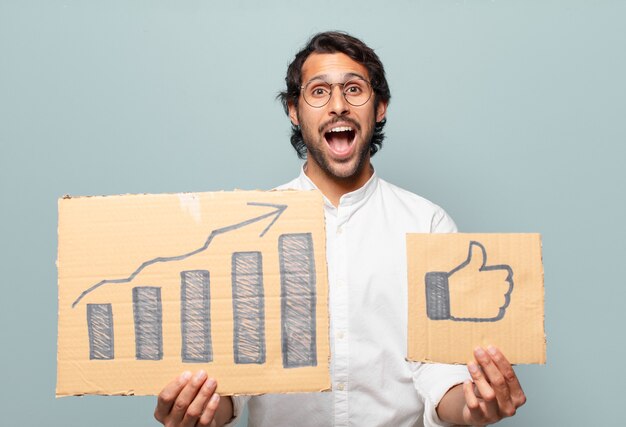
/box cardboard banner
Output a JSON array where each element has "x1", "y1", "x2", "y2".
[
  {"x1": 407, "y1": 233, "x2": 545, "y2": 365},
  {"x1": 57, "y1": 190, "x2": 330, "y2": 396}
]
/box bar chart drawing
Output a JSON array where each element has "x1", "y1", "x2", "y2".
[
  {"x1": 75, "y1": 202, "x2": 320, "y2": 367},
  {"x1": 58, "y1": 191, "x2": 334, "y2": 396},
  {"x1": 232, "y1": 252, "x2": 266, "y2": 364},
  {"x1": 133, "y1": 286, "x2": 163, "y2": 360},
  {"x1": 181, "y1": 270, "x2": 212, "y2": 363},
  {"x1": 279, "y1": 233, "x2": 317, "y2": 368},
  {"x1": 87, "y1": 303, "x2": 114, "y2": 360}
]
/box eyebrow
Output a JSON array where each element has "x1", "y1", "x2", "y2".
[{"x1": 305, "y1": 72, "x2": 367, "y2": 83}]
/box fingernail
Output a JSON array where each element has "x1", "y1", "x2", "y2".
[
  {"x1": 180, "y1": 371, "x2": 192, "y2": 382},
  {"x1": 468, "y1": 362, "x2": 479, "y2": 373},
  {"x1": 474, "y1": 347, "x2": 486, "y2": 358},
  {"x1": 487, "y1": 345, "x2": 497, "y2": 356},
  {"x1": 204, "y1": 377, "x2": 216, "y2": 390},
  {"x1": 194, "y1": 370, "x2": 207, "y2": 382},
  {"x1": 210, "y1": 393, "x2": 220, "y2": 403}
]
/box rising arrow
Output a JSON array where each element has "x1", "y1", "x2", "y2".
[{"x1": 71, "y1": 202, "x2": 287, "y2": 308}]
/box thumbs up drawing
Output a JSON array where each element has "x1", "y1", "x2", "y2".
[{"x1": 425, "y1": 241, "x2": 513, "y2": 322}]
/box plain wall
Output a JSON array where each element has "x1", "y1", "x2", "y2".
[{"x1": 1, "y1": 1, "x2": 625, "y2": 425}]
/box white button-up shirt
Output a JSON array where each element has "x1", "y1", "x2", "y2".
[{"x1": 230, "y1": 168, "x2": 470, "y2": 427}]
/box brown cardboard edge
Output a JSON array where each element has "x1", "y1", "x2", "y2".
[
  {"x1": 56, "y1": 198, "x2": 63, "y2": 398},
  {"x1": 406, "y1": 356, "x2": 546, "y2": 366},
  {"x1": 539, "y1": 233, "x2": 547, "y2": 365},
  {"x1": 58, "y1": 188, "x2": 320, "y2": 201},
  {"x1": 56, "y1": 385, "x2": 333, "y2": 398}
]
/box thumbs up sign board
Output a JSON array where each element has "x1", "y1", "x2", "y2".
[{"x1": 407, "y1": 233, "x2": 545, "y2": 364}]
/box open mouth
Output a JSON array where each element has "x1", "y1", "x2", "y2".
[{"x1": 324, "y1": 126, "x2": 356, "y2": 156}]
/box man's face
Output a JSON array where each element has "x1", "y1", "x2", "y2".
[{"x1": 288, "y1": 53, "x2": 387, "y2": 182}]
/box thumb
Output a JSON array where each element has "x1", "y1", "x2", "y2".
[
  {"x1": 465, "y1": 241, "x2": 487, "y2": 271},
  {"x1": 447, "y1": 241, "x2": 488, "y2": 276}
]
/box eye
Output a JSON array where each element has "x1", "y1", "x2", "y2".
[
  {"x1": 308, "y1": 84, "x2": 331, "y2": 98},
  {"x1": 344, "y1": 81, "x2": 364, "y2": 95}
]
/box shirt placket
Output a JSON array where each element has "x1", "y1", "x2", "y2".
[{"x1": 332, "y1": 206, "x2": 349, "y2": 427}]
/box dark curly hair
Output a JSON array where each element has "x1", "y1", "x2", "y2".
[{"x1": 278, "y1": 31, "x2": 391, "y2": 159}]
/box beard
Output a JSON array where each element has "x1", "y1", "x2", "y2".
[
  {"x1": 305, "y1": 138, "x2": 371, "y2": 180},
  {"x1": 299, "y1": 115, "x2": 374, "y2": 181}
]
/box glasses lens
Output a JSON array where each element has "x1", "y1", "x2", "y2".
[
  {"x1": 303, "y1": 81, "x2": 332, "y2": 108},
  {"x1": 342, "y1": 79, "x2": 372, "y2": 106}
]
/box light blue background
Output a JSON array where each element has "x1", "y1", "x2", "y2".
[{"x1": 1, "y1": 1, "x2": 625, "y2": 425}]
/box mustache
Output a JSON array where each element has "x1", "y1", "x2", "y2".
[{"x1": 318, "y1": 117, "x2": 361, "y2": 134}]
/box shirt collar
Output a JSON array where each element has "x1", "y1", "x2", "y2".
[{"x1": 295, "y1": 163, "x2": 379, "y2": 211}]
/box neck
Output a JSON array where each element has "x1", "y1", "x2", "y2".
[{"x1": 303, "y1": 159, "x2": 373, "y2": 207}]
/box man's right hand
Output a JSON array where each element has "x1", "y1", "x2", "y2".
[{"x1": 154, "y1": 370, "x2": 233, "y2": 427}]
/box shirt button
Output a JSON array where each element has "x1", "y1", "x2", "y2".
[
  {"x1": 337, "y1": 279, "x2": 345, "y2": 288},
  {"x1": 336, "y1": 382, "x2": 345, "y2": 391},
  {"x1": 336, "y1": 226, "x2": 343, "y2": 235},
  {"x1": 337, "y1": 330, "x2": 344, "y2": 340}
]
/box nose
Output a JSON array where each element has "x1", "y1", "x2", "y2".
[{"x1": 327, "y1": 85, "x2": 349, "y2": 116}]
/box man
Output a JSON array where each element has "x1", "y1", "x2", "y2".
[{"x1": 154, "y1": 31, "x2": 526, "y2": 427}]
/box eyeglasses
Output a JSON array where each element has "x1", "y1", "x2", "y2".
[{"x1": 300, "y1": 78, "x2": 373, "y2": 108}]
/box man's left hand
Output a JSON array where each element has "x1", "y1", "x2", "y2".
[{"x1": 461, "y1": 345, "x2": 526, "y2": 425}]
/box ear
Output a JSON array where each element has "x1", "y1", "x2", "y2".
[
  {"x1": 288, "y1": 102, "x2": 300, "y2": 126},
  {"x1": 375, "y1": 101, "x2": 388, "y2": 123}
]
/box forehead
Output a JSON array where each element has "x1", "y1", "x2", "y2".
[{"x1": 301, "y1": 52, "x2": 370, "y2": 83}]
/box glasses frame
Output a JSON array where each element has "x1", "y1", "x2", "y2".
[{"x1": 300, "y1": 77, "x2": 373, "y2": 108}]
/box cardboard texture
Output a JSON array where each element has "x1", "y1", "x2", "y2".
[
  {"x1": 407, "y1": 233, "x2": 545, "y2": 365},
  {"x1": 57, "y1": 190, "x2": 330, "y2": 397}
]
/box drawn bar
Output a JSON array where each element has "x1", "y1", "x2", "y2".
[
  {"x1": 87, "y1": 303, "x2": 114, "y2": 360},
  {"x1": 232, "y1": 252, "x2": 266, "y2": 364},
  {"x1": 181, "y1": 270, "x2": 212, "y2": 363},
  {"x1": 133, "y1": 286, "x2": 163, "y2": 360},
  {"x1": 424, "y1": 272, "x2": 451, "y2": 320},
  {"x1": 279, "y1": 233, "x2": 317, "y2": 368}
]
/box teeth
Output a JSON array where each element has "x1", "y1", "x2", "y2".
[{"x1": 328, "y1": 126, "x2": 353, "y2": 133}]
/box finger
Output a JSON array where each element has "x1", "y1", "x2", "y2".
[
  {"x1": 474, "y1": 346, "x2": 514, "y2": 415},
  {"x1": 155, "y1": 371, "x2": 192, "y2": 422},
  {"x1": 181, "y1": 378, "x2": 217, "y2": 427},
  {"x1": 463, "y1": 380, "x2": 478, "y2": 408},
  {"x1": 472, "y1": 382, "x2": 482, "y2": 399},
  {"x1": 170, "y1": 370, "x2": 208, "y2": 423},
  {"x1": 487, "y1": 345, "x2": 527, "y2": 408},
  {"x1": 198, "y1": 392, "x2": 221, "y2": 427},
  {"x1": 462, "y1": 380, "x2": 483, "y2": 421},
  {"x1": 467, "y1": 362, "x2": 499, "y2": 421}
]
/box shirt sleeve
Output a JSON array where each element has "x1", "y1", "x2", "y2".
[
  {"x1": 223, "y1": 395, "x2": 250, "y2": 427},
  {"x1": 410, "y1": 362, "x2": 471, "y2": 427},
  {"x1": 431, "y1": 208, "x2": 458, "y2": 234}
]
